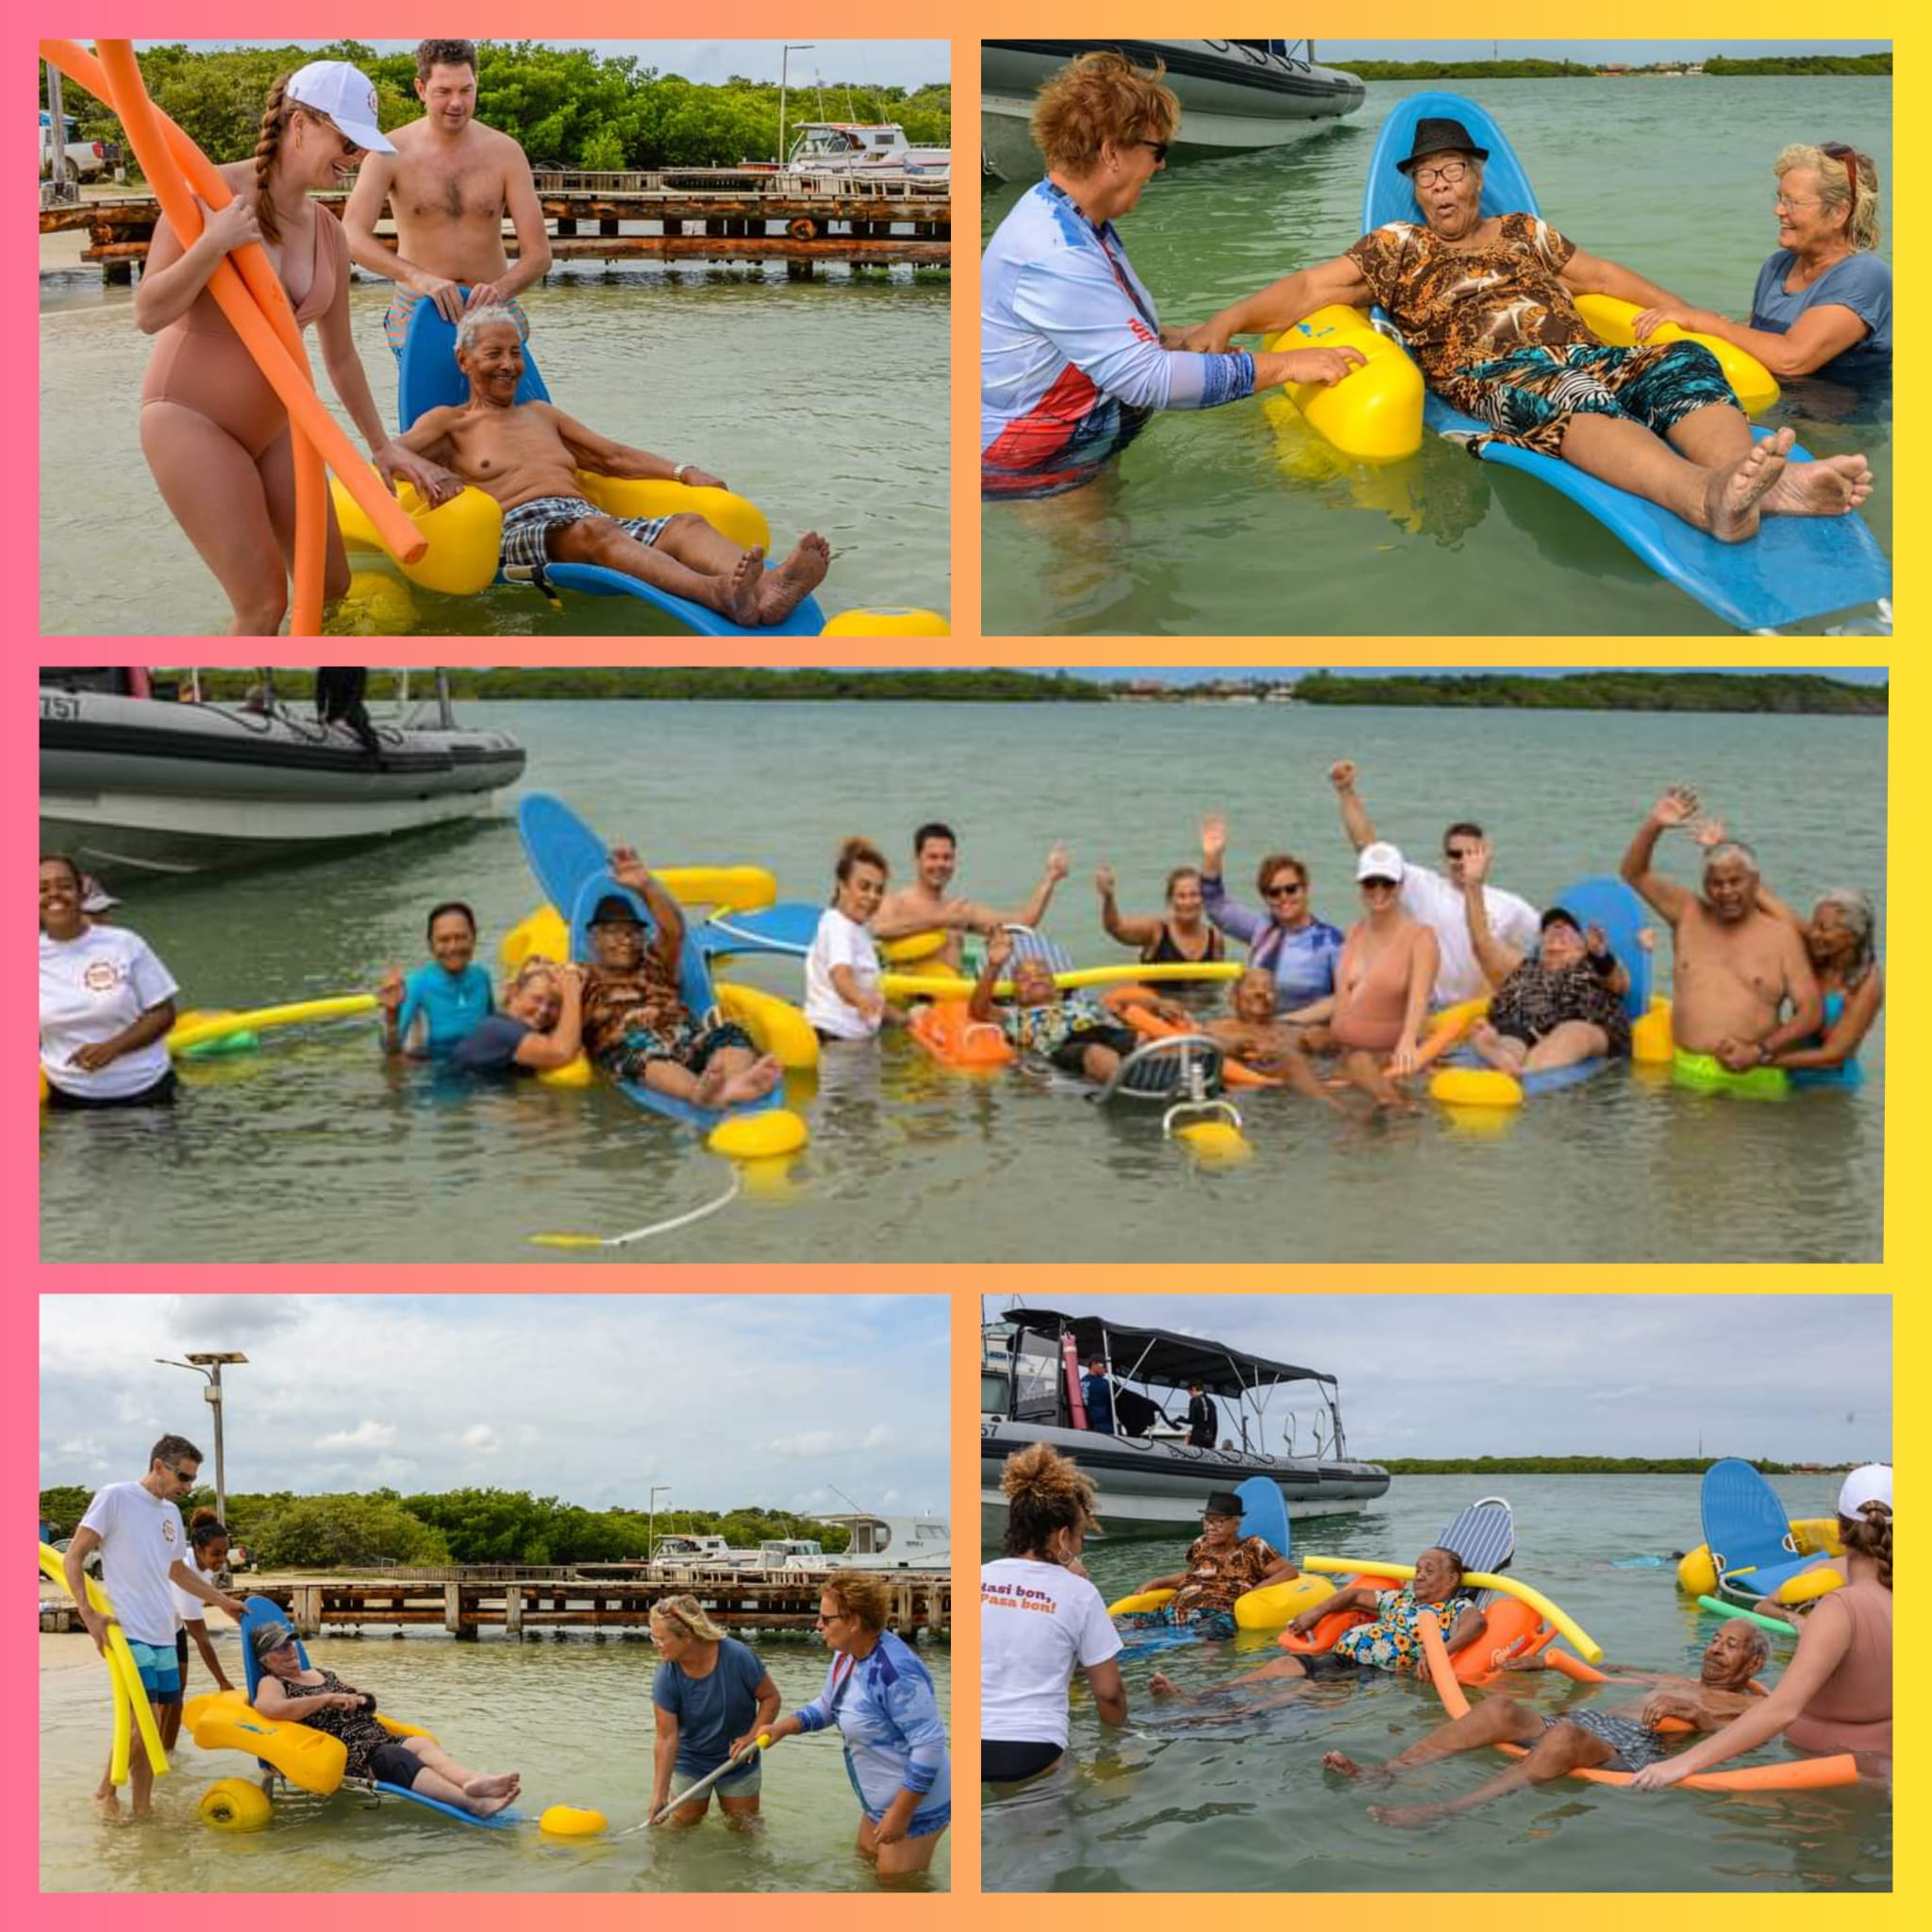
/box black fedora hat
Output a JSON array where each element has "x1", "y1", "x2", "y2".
[{"x1": 1395, "y1": 116, "x2": 1490, "y2": 175}]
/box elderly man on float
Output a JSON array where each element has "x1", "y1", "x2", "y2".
[{"x1": 1183, "y1": 115, "x2": 1874, "y2": 543}]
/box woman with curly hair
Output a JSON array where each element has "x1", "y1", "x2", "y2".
[
  {"x1": 1633, "y1": 1464, "x2": 1891, "y2": 1787},
  {"x1": 982, "y1": 1444, "x2": 1126, "y2": 1784},
  {"x1": 135, "y1": 60, "x2": 448, "y2": 632}
]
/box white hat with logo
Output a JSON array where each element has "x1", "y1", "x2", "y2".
[{"x1": 286, "y1": 60, "x2": 395, "y2": 154}]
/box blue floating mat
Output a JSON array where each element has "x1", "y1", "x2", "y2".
[
  {"x1": 1698, "y1": 1457, "x2": 1833, "y2": 1601},
  {"x1": 239, "y1": 1598, "x2": 521, "y2": 1829},
  {"x1": 398, "y1": 294, "x2": 825, "y2": 638},
  {"x1": 1362, "y1": 93, "x2": 1890, "y2": 633},
  {"x1": 518, "y1": 792, "x2": 783, "y2": 1134},
  {"x1": 698, "y1": 903, "x2": 824, "y2": 960},
  {"x1": 1236, "y1": 1475, "x2": 1292, "y2": 1559}
]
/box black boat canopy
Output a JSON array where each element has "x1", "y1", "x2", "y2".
[{"x1": 1003, "y1": 1307, "x2": 1339, "y2": 1400}]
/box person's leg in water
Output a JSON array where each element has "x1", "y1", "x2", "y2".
[
  {"x1": 1368, "y1": 1717, "x2": 1620, "y2": 1829},
  {"x1": 552, "y1": 512, "x2": 831, "y2": 627},
  {"x1": 654, "y1": 514, "x2": 831, "y2": 626},
  {"x1": 1344, "y1": 1047, "x2": 1412, "y2": 1109},
  {"x1": 1324, "y1": 1690, "x2": 1543, "y2": 1784},
  {"x1": 1521, "y1": 1019, "x2": 1610, "y2": 1074},
  {"x1": 1469, "y1": 1022, "x2": 1531, "y2": 1074},
  {"x1": 140, "y1": 401, "x2": 293, "y2": 636},
  {"x1": 637, "y1": 1033, "x2": 783, "y2": 1110},
  {"x1": 396, "y1": 1736, "x2": 521, "y2": 1816},
  {"x1": 1150, "y1": 1654, "x2": 1312, "y2": 1699}
]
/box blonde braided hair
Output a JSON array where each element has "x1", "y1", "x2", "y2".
[
  {"x1": 253, "y1": 75, "x2": 295, "y2": 245},
  {"x1": 1840, "y1": 1498, "x2": 1891, "y2": 1591}
]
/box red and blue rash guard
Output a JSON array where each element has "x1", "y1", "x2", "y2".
[{"x1": 982, "y1": 180, "x2": 1257, "y2": 498}]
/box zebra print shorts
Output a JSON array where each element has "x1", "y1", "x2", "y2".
[{"x1": 1442, "y1": 341, "x2": 1740, "y2": 460}]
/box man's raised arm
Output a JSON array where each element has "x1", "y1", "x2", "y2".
[{"x1": 1621, "y1": 788, "x2": 1699, "y2": 925}]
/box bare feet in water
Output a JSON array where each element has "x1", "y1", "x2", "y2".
[
  {"x1": 717, "y1": 1055, "x2": 784, "y2": 1107},
  {"x1": 1148, "y1": 1671, "x2": 1182, "y2": 1698},
  {"x1": 1705, "y1": 426, "x2": 1791, "y2": 541},
  {"x1": 1322, "y1": 1750, "x2": 1394, "y2": 1785},
  {"x1": 1761, "y1": 448, "x2": 1874, "y2": 517},
  {"x1": 1369, "y1": 1802, "x2": 1448, "y2": 1830},
  {"x1": 757, "y1": 533, "x2": 832, "y2": 625},
  {"x1": 712, "y1": 546, "x2": 765, "y2": 625},
  {"x1": 466, "y1": 1772, "x2": 520, "y2": 1799}
]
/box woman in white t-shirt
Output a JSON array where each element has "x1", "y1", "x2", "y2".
[
  {"x1": 982, "y1": 1443, "x2": 1126, "y2": 1784},
  {"x1": 805, "y1": 838, "x2": 909, "y2": 1043},
  {"x1": 39, "y1": 854, "x2": 181, "y2": 1108}
]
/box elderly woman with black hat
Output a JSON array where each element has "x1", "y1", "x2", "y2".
[
  {"x1": 1632, "y1": 142, "x2": 1890, "y2": 384},
  {"x1": 250, "y1": 1618, "x2": 521, "y2": 1816},
  {"x1": 1187, "y1": 113, "x2": 1874, "y2": 542},
  {"x1": 980, "y1": 50, "x2": 1364, "y2": 498},
  {"x1": 1456, "y1": 839, "x2": 1631, "y2": 1077},
  {"x1": 1126, "y1": 1490, "x2": 1298, "y2": 1637}
]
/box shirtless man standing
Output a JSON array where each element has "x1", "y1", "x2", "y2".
[
  {"x1": 1621, "y1": 785, "x2": 1822, "y2": 1081},
  {"x1": 341, "y1": 39, "x2": 554, "y2": 358},
  {"x1": 391, "y1": 310, "x2": 831, "y2": 625},
  {"x1": 873, "y1": 822, "x2": 1071, "y2": 971}
]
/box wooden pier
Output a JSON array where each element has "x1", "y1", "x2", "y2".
[
  {"x1": 41, "y1": 172, "x2": 950, "y2": 280},
  {"x1": 42, "y1": 1565, "x2": 950, "y2": 1641}
]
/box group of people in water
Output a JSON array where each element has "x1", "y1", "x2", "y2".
[
  {"x1": 38, "y1": 753, "x2": 1883, "y2": 1115},
  {"x1": 121, "y1": 39, "x2": 830, "y2": 634},
  {"x1": 981, "y1": 1445, "x2": 1892, "y2": 1824},
  {"x1": 983, "y1": 50, "x2": 1888, "y2": 529},
  {"x1": 57, "y1": 1435, "x2": 949, "y2": 1874}
]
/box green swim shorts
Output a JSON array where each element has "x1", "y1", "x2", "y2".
[{"x1": 1671, "y1": 1047, "x2": 1790, "y2": 1100}]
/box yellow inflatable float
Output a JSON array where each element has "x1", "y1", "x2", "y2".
[{"x1": 1676, "y1": 1518, "x2": 1844, "y2": 1604}]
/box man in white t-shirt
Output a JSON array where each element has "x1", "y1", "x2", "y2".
[
  {"x1": 66, "y1": 1435, "x2": 246, "y2": 1817},
  {"x1": 1329, "y1": 761, "x2": 1540, "y2": 1008}
]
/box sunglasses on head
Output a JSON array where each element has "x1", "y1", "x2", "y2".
[{"x1": 1820, "y1": 141, "x2": 1863, "y2": 198}]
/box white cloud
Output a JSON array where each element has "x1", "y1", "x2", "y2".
[
  {"x1": 315, "y1": 1420, "x2": 396, "y2": 1451},
  {"x1": 860, "y1": 1424, "x2": 891, "y2": 1450},
  {"x1": 461, "y1": 1424, "x2": 502, "y2": 1455},
  {"x1": 771, "y1": 1430, "x2": 840, "y2": 1457}
]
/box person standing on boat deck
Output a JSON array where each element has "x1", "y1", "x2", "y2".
[
  {"x1": 1130, "y1": 1491, "x2": 1299, "y2": 1635},
  {"x1": 1631, "y1": 144, "x2": 1890, "y2": 386},
  {"x1": 341, "y1": 39, "x2": 554, "y2": 356},
  {"x1": 316, "y1": 664, "x2": 381, "y2": 760},
  {"x1": 64, "y1": 1436, "x2": 246, "y2": 1819},
  {"x1": 1183, "y1": 116, "x2": 1874, "y2": 541},
  {"x1": 1198, "y1": 814, "x2": 1343, "y2": 1017},
  {"x1": 980, "y1": 52, "x2": 1364, "y2": 497},
  {"x1": 1328, "y1": 761, "x2": 1539, "y2": 1009},
  {"x1": 1080, "y1": 1357, "x2": 1115, "y2": 1437},
  {"x1": 1185, "y1": 1381, "x2": 1217, "y2": 1449},
  {"x1": 134, "y1": 61, "x2": 451, "y2": 636},
  {"x1": 1620, "y1": 787, "x2": 1823, "y2": 1080},
  {"x1": 1635, "y1": 1464, "x2": 1891, "y2": 1788},
  {"x1": 982, "y1": 1443, "x2": 1126, "y2": 1786},
  {"x1": 873, "y1": 823, "x2": 1071, "y2": 972},
  {"x1": 648, "y1": 1595, "x2": 781, "y2": 1828},
  {"x1": 40, "y1": 854, "x2": 180, "y2": 1111}
]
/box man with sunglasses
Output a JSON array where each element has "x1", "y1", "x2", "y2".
[
  {"x1": 1329, "y1": 759, "x2": 1539, "y2": 1008},
  {"x1": 1188, "y1": 116, "x2": 1873, "y2": 539},
  {"x1": 65, "y1": 1435, "x2": 246, "y2": 1817}
]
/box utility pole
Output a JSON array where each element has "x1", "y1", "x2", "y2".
[
  {"x1": 157, "y1": 1353, "x2": 250, "y2": 1524},
  {"x1": 779, "y1": 44, "x2": 815, "y2": 168}
]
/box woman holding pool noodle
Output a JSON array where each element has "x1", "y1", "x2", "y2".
[
  {"x1": 647, "y1": 1595, "x2": 781, "y2": 1828},
  {"x1": 131, "y1": 59, "x2": 449, "y2": 635}
]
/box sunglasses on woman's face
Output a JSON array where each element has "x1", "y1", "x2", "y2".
[{"x1": 1138, "y1": 140, "x2": 1170, "y2": 165}]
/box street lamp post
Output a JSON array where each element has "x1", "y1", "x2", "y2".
[
  {"x1": 649, "y1": 1485, "x2": 672, "y2": 1562},
  {"x1": 778, "y1": 44, "x2": 815, "y2": 170},
  {"x1": 156, "y1": 1353, "x2": 249, "y2": 1524}
]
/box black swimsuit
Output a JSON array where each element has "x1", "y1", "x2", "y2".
[{"x1": 1141, "y1": 924, "x2": 1224, "y2": 967}]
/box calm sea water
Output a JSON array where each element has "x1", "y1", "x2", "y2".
[
  {"x1": 38, "y1": 700, "x2": 1883, "y2": 1265},
  {"x1": 38, "y1": 270, "x2": 949, "y2": 635},
  {"x1": 40, "y1": 1629, "x2": 948, "y2": 1892},
  {"x1": 982, "y1": 1474, "x2": 1889, "y2": 1893},
  {"x1": 980, "y1": 77, "x2": 1892, "y2": 636}
]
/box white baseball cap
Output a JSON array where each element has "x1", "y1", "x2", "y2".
[
  {"x1": 286, "y1": 60, "x2": 396, "y2": 155},
  {"x1": 1837, "y1": 1462, "x2": 1891, "y2": 1517},
  {"x1": 1356, "y1": 841, "x2": 1406, "y2": 884},
  {"x1": 79, "y1": 874, "x2": 119, "y2": 914}
]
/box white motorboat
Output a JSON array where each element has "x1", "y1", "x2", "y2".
[
  {"x1": 782, "y1": 122, "x2": 950, "y2": 178},
  {"x1": 982, "y1": 1306, "x2": 1390, "y2": 1542},
  {"x1": 39, "y1": 668, "x2": 525, "y2": 879},
  {"x1": 792, "y1": 1513, "x2": 950, "y2": 1572},
  {"x1": 982, "y1": 39, "x2": 1363, "y2": 182}
]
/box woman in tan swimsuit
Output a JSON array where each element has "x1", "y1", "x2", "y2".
[
  {"x1": 137, "y1": 61, "x2": 448, "y2": 634},
  {"x1": 1633, "y1": 1464, "x2": 1891, "y2": 1787},
  {"x1": 1324, "y1": 841, "x2": 1439, "y2": 1108}
]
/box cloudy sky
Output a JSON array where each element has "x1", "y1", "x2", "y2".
[
  {"x1": 150, "y1": 42, "x2": 950, "y2": 90},
  {"x1": 987, "y1": 1295, "x2": 1890, "y2": 1465},
  {"x1": 41, "y1": 1296, "x2": 947, "y2": 1516}
]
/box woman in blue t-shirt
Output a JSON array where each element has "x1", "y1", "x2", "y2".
[
  {"x1": 377, "y1": 900, "x2": 493, "y2": 1057},
  {"x1": 648, "y1": 1595, "x2": 780, "y2": 1828},
  {"x1": 1632, "y1": 141, "x2": 1890, "y2": 384}
]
